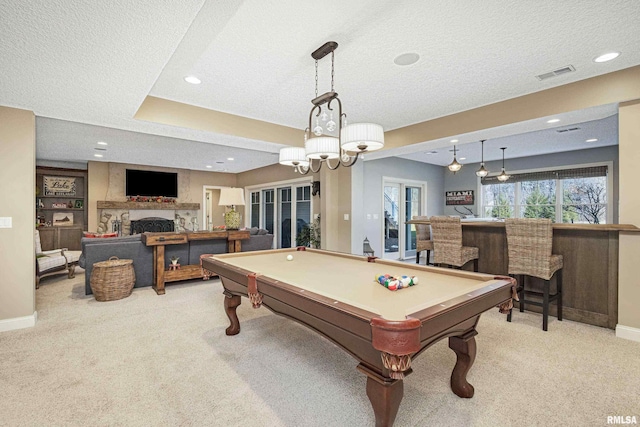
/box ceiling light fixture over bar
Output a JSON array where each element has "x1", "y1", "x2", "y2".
[
  {"x1": 476, "y1": 139, "x2": 489, "y2": 178},
  {"x1": 279, "y1": 41, "x2": 384, "y2": 174},
  {"x1": 447, "y1": 145, "x2": 462, "y2": 173},
  {"x1": 497, "y1": 147, "x2": 510, "y2": 182}
]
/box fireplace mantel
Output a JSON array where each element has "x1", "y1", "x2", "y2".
[{"x1": 97, "y1": 201, "x2": 200, "y2": 210}]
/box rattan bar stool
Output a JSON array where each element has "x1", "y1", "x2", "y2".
[
  {"x1": 429, "y1": 216, "x2": 479, "y2": 272},
  {"x1": 413, "y1": 215, "x2": 433, "y2": 265},
  {"x1": 505, "y1": 218, "x2": 563, "y2": 331}
]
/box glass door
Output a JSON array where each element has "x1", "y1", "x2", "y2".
[
  {"x1": 383, "y1": 179, "x2": 426, "y2": 260},
  {"x1": 248, "y1": 182, "x2": 313, "y2": 249},
  {"x1": 278, "y1": 187, "x2": 292, "y2": 248},
  {"x1": 404, "y1": 186, "x2": 422, "y2": 258},
  {"x1": 383, "y1": 183, "x2": 400, "y2": 259}
]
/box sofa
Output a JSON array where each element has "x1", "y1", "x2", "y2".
[{"x1": 78, "y1": 229, "x2": 273, "y2": 295}]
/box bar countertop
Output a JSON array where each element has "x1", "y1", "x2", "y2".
[{"x1": 406, "y1": 219, "x2": 640, "y2": 232}]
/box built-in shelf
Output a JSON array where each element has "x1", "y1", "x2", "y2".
[
  {"x1": 97, "y1": 201, "x2": 201, "y2": 210},
  {"x1": 37, "y1": 208, "x2": 85, "y2": 211}
]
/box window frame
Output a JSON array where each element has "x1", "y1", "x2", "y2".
[{"x1": 478, "y1": 161, "x2": 613, "y2": 223}]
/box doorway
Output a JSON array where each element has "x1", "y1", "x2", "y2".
[{"x1": 382, "y1": 178, "x2": 427, "y2": 260}]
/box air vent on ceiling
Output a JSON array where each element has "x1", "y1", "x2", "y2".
[
  {"x1": 556, "y1": 127, "x2": 580, "y2": 133},
  {"x1": 536, "y1": 65, "x2": 576, "y2": 81}
]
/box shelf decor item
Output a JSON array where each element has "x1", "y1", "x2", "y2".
[
  {"x1": 53, "y1": 212, "x2": 73, "y2": 226},
  {"x1": 74, "y1": 199, "x2": 83, "y2": 209},
  {"x1": 52, "y1": 203, "x2": 68, "y2": 209},
  {"x1": 43, "y1": 176, "x2": 77, "y2": 196}
]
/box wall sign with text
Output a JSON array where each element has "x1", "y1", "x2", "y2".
[
  {"x1": 445, "y1": 190, "x2": 474, "y2": 205},
  {"x1": 43, "y1": 176, "x2": 77, "y2": 196}
]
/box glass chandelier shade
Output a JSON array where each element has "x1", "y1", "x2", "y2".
[
  {"x1": 448, "y1": 145, "x2": 462, "y2": 173},
  {"x1": 497, "y1": 147, "x2": 510, "y2": 182},
  {"x1": 476, "y1": 139, "x2": 489, "y2": 178}
]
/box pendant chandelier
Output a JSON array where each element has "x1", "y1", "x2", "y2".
[
  {"x1": 475, "y1": 139, "x2": 489, "y2": 178},
  {"x1": 497, "y1": 147, "x2": 510, "y2": 182},
  {"x1": 279, "y1": 41, "x2": 384, "y2": 174},
  {"x1": 447, "y1": 145, "x2": 462, "y2": 173}
]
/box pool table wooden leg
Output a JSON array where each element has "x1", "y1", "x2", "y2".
[
  {"x1": 448, "y1": 330, "x2": 477, "y2": 398},
  {"x1": 358, "y1": 364, "x2": 403, "y2": 427},
  {"x1": 224, "y1": 294, "x2": 242, "y2": 336}
]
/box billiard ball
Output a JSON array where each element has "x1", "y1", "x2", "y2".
[{"x1": 286, "y1": 255, "x2": 294, "y2": 261}]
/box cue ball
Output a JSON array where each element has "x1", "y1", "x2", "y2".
[{"x1": 286, "y1": 255, "x2": 294, "y2": 261}]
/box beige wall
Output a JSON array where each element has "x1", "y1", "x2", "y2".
[
  {"x1": 0, "y1": 106, "x2": 36, "y2": 324},
  {"x1": 618, "y1": 100, "x2": 640, "y2": 333},
  {"x1": 135, "y1": 96, "x2": 302, "y2": 146},
  {"x1": 385, "y1": 65, "x2": 640, "y2": 149},
  {"x1": 87, "y1": 161, "x2": 109, "y2": 233}
]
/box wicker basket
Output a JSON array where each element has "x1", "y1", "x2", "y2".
[{"x1": 90, "y1": 256, "x2": 135, "y2": 301}]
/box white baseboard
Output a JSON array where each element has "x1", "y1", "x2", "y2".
[
  {"x1": 0, "y1": 311, "x2": 37, "y2": 333},
  {"x1": 616, "y1": 324, "x2": 640, "y2": 342}
]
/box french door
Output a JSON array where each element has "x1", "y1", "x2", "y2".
[
  {"x1": 249, "y1": 182, "x2": 312, "y2": 249},
  {"x1": 382, "y1": 178, "x2": 426, "y2": 260}
]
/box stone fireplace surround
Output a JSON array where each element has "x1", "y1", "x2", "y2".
[{"x1": 96, "y1": 164, "x2": 201, "y2": 234}]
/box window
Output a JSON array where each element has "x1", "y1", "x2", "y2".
[
  {"x1": 246, "y1": 179, "x2": 313, "y2": 248},
  {"x1": 562, "y1": 176, "x2": 607, "y2": 224},
  {"x1": 481, "y1": 182, "x2": 515, "y2": 219},
  {"x1": 481, "y1": 165, "x2": 609, "y2": 223},
  {"x1": 250, "y1": 192, "x2": 260, "y2": 228}
]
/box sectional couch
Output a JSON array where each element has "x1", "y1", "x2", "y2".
[{"x1": 78, "y1": 228, "x2": 273, "y2": 295}]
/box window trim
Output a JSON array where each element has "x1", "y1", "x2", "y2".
[{"x1": 477, "y1": 161, "x2": 613, "y2": 223}]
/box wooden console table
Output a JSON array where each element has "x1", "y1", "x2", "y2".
[{"x1": 141, "y1": 230, "x2": 250, "y2": 295}]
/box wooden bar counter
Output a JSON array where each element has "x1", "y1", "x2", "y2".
[{"x1": 407, "y1": 219, "x2": 640, "y2": 329}]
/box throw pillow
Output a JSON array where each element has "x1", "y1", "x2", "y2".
[
  {"x1": 249, "y1": 227, "x2": 259, "y2": 235},
  {"x1": 257, "y1": 229, "x2": 269, "y2": 235}
]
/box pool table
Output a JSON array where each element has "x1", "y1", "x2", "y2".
[{"x1": 202, "y1": 248, "x2": 516, "y2": 427}]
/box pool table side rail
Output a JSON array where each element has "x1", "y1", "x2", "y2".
[{"x1": 203, "y1": 253, "x2": 514, "y2": 373}]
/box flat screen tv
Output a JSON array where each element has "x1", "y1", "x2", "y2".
[{"x1": 126, "y1": 169, "x2": 178, "y2": 198}]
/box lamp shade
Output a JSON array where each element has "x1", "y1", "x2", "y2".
[
  {"x1": 279, "y1": 147, "x2": 309, "y2": 167},
  {"x1": 341, "y1": 123, "x2": 384, "y2": 152},
  {"x1": 305, "y1": 136, "x2": 340, "y2": 160},
  {"x1": 218, "y1": 187, "x2": 245, "y2": 206}
]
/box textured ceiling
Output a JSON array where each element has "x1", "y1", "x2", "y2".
[{"x1": 1, "y1": 0, "x2": 639, "y2": 172}]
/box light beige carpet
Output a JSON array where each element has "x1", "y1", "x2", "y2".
[{"x1": 1, "y1": 270, "x2": 639, "y2": 427}]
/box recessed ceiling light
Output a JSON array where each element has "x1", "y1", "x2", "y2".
[
  {"x1": 227, "y1": 157, "x2": 234, "y2": 161},
  {"x1": 459, "y1": 157, "x2": 466, "y2": 161},
  {"x1": 97, "y1": 141, "x2": 107, "y2": 146},
  {"x1": 586, "y1": 138, "x2": 598, "y2": 142},
  {"x1": 184, "y1": 75, "x2": 201, "y2": 84},
  {"x1": 206, "y1": 165, "x2": 212, "y2": 168},
  {"x1": 94, "y1": 154, "x2": 103, "y2": 158},
  {"x1": 450, "y1": 139, "x2": 458, "y2": 143},
  {"x1": 393, "y1": 53, "x2": 420, "y2": 66},
  {"x1": 547, "y1": 118, "x2": 561, "y2": 123},
  {"x1": 425, "y1": 150, "x2": 438, "y2": 155},
  {"x1": 594, "y1": 52, "x2": 620, "y2": 63}
]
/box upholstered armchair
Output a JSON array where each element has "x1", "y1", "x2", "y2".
[{"x1": 35, "y1": 229, "x2": 81, "y2": 288}]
